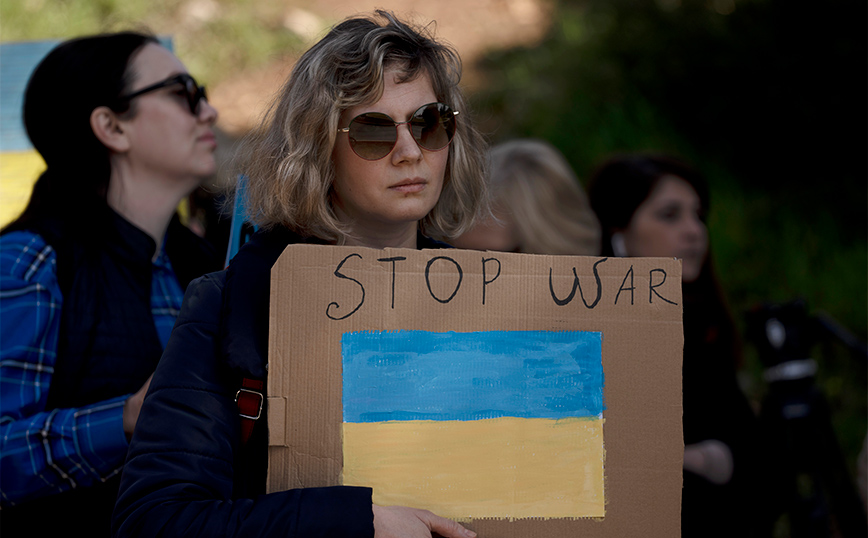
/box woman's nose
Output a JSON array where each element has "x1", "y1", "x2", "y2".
[
  {"x1": 683, "y1": 214, "x2": 706, "y2": 239},
  {"x1": 390, "y1": 123, "x2": 423, "y2": 163},
  {"x1": 199, "y1": 99, "x2": 219, "y2": 123}
]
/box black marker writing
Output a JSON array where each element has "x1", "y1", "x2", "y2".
[
  {"x1": 548, "y1": 258, "x2": 607, "y2": 308},
  {"x1": 377, "y1": 256, "x2": 407, "y2": 309},
  {"x1": 649, "y1": 269, "x2": 677, "y2": 305},
  {"x1": 425, "y1": 256, "x2": 463, "y2": 304},
  {"x1": 326, "y1": 253, "x2": 365, "y2": 320},
  {"x1": 482, "y1": 257, "x2": 501, "y2": 305},
  {"x1": 615, "y1": 265, "x2": 635, "y2": 306}
]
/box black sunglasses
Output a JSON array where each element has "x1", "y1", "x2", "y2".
[
  {"x1": 337, "y1": 102, "x2": 459, "y2": 161},
  {"x1": 119, "y1": 74, "x2": 207, "y2": 115}
]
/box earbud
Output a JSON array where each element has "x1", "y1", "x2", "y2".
[{"x1": 611, "y1": 232, "x2": 628, "y2": 257}]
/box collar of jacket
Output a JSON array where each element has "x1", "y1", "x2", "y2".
[{"x1": 36, "y1": 203, "x2": 197, "y2": 267}]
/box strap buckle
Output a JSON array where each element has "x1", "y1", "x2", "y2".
[{"x1": 235, "y1": 387, "x2": 264, "y2": 420}]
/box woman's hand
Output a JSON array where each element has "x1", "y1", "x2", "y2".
[
  {"x1": 684, "y1": 439, "x2": 733, "y2": 485},
  {"x1": 123, "y1": 374, "x2": 153, "y2": 440},
  {"x1": 373, "y1": 505, "x2": 476, "y2": 538}
]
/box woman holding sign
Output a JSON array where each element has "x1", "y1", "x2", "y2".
[{"x1": 113, "y1": 11, "x2": 486, "y2": 538}]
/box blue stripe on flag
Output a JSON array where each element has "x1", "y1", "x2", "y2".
[{"x1": 342, "y1": 330, "x2": 604, "y2": 423}]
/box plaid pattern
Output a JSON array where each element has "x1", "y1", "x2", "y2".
[
  {"x1": 0, "y1": 231, "x2": 184, "y2": 505},
  {"x1": 152, "y1": 248, "x2": 184, "y2": 348}
]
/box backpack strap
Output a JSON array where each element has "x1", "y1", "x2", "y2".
[
  {"x1": 223, "y1": 229, "x2": 307, "y2": 448},
  {"x1": 235, "y1": 377, "x2": 264, "y2": 446}
]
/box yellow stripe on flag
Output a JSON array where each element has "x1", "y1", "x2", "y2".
[
  {"x1": 342, "y1": 416, "x2": 605, "y2": 520},
  {"x1": 0, "y1": 151, "x2": 44, "y2": 227}
]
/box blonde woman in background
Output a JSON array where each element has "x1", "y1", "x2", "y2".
[{"x1": 453, "y1": 138, "x2": 601, "y2": 255}]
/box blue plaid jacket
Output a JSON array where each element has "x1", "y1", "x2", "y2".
[{"x1": 0, "y1": 231, "x2": 184, "y2": 506}]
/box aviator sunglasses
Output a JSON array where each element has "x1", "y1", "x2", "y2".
[
  {"x1": 338, "y1": 102, "x2": 458, "y2": 161},
  {"x1": 119, "y1": 74, "x2": 208, "y2": 115}
]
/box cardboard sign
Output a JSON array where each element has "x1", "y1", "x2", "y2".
[{"x1": 267, "y1": 244, "x2": 683, "y2": 537}]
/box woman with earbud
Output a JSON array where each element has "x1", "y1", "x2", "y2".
[
  {"x1": 587, "y1": 154, "x2": 765, "y2": 538},
  {"x1": 0, "y1": 32, "x2": 221, "y2": 536}
]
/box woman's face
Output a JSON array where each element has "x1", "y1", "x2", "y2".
[
  {"x1": 621, "y1": 175, "x2": 708, "y2": 282},
  {"x1": 331, "y1": 69, "x2": 448, "y2": 244},
  {"x1": 118, "y1": 43, "x2": 218, "y2": 185}
]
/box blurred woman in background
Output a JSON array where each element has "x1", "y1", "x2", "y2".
[
  {"x1": 0, "y1": 32, "x2": 221, "y2": 536},
  {"x1": 587, "y1": 154, "x2": 765, "y2": 537},
  {"x1": 454, "y1": 138, "x2": 600, "y2": 255}
]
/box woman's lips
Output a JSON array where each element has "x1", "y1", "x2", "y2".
[
  {"x1": 198, "y1": 131, "x2": 217, "y2": 147},
  {"x1": 390, "y1": 178, "x2": 427, "y2": 194}
]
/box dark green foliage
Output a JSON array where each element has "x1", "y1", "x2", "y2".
[{"x1": 472, "y1": 0, "x2": 867, "y2": 504}]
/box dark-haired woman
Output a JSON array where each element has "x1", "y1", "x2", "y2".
[
  {"x1": 588, "y1": 155, "x2": 765, "y2": 537},
  {"x1": 0, "y1": 32, "x2": 221, "y2": 536}
]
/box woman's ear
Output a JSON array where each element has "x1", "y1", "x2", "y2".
[{"x1": 90, "y1": 106, "x2": 130, "y2": 153}]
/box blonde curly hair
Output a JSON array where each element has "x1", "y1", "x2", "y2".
[{"x1": 232, "y1": 10, "x2": 488, "y2": 243}]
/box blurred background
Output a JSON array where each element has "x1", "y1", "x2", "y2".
[{"x1": 1, "y1": 0, "x2": 865, "y2": 535}]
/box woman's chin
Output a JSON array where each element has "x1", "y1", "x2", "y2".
[{"x1": 681, "y1": 262, "x2": 703, "y2": 284}]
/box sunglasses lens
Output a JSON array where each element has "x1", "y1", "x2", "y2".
[
  {"x1": 194, "y1": 86, "x2": 206, "y2": 114},
  {"x1": 411, "y1": 103, "x2": 456, "y2": 151},
  {"x1": 347, "y1": 103, "x2": 457, "y2": 160},
  {"x1": 349, "y1": 113, "x2": 397, "y2": 160},
  {"x1": 183, "y1": 77, "x2": 206, "y2": 115}
]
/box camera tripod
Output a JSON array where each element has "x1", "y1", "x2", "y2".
[{"x1": 746, "y1": 301, "x2": 867, "y2": 537}]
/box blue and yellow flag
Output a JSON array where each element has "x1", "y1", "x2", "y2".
[{"x1": 341, "y1": 329, "x2": 606, "y2": 520}]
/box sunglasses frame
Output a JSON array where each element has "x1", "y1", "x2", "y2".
[
  {"x1": 118, "y1": 74, "x2": 207, "y2": 115},
  {"x1": 337, "y1": 102, "x2": 459, "y2": 161}
]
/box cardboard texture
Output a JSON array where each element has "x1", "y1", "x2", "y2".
[{"x1": 268, "y1": 245, "x2": 683, "y2": 537}]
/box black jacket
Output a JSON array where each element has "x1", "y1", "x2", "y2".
[
  {"x1": 112, "y1": 228, "x2": 447, "y2": 537},
  {"x1": 43, "y1": 209, "x2": 219, "y2": 409}
]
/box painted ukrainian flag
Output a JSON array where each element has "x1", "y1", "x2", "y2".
[{"x1": 341, "y1": 330, "x2": 606, "y2": 520}]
